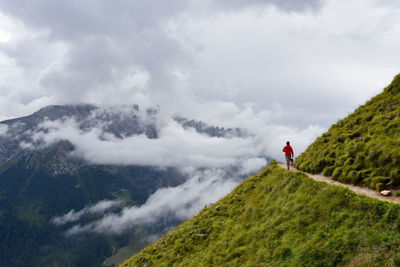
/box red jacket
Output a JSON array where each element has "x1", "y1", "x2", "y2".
[{"x1": 283, "y1": 145, "x2": 294, "y2": 157}]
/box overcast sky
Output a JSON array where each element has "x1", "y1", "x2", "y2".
[{"x1": 0, "y1": 0, "x2": 399, "y2": 127}]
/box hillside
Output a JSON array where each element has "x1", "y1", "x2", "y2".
[
  {"x1": 122, "y1": 162, "x2": 400, "y2": 266},
  {"x1": 295, "y1": 74, "x2": 400, "y2": 191}
]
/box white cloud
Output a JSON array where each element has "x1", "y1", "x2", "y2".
[
  {"x1": 36, "y1": 104, "x2": 321, "y2": 237},
  {"x1": 65, "y1": 168, "x2": 239, "y2": 235},
  {"x1": 240, "y1": 158, "x2": 267, "y2": 175},
  {"x1": 33, "y1": 117, "x2": 261, "y2": 168},
  {"x1": 52, "y1": 200, "x2": 122, "y2": 226},
  {"x1": 31, "y1": 103, "x2": 324, "y2": 169}
]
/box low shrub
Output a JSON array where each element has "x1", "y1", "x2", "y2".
[
  {"x1": 349, "y1": 171, "x2": 362, "y2": 185},
  {"x1": 389, "y1": 169, "x2": 400, "y2": 186},
  {"x1": 371, "y1": 176, "x2": 389, "y2": 188},
  {"x1": 322, "y1": 166, "x2": 335, "y2": 177},
  {"x1": 375, "y1": 182, "x2": 384, "y2": 191},
  {"x1": 332, "y1": 167, "x2": 342, "y2": 181}
]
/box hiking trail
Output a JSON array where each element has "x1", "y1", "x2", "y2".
[{"x1": 278, "y1": 163, "x2": 400, "y2": 205}]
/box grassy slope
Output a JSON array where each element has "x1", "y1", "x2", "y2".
[
  {"x1": 122, "y1": 162, "x2": 400, "y2": 266},
  {"x1": 295, "y1": 74, "x2": 400, "y2": 191}
]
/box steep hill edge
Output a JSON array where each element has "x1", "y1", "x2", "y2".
[
  {"x1": 121, "y1": 162, "x2": 400, "y2": 266},
  {"x1": 295, "y1": 74, "x2": 400, "y2": 191}
]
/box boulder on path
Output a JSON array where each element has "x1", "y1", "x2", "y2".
[{"x1": 380, "y1": 190, "x2": 392, "y2": 196}]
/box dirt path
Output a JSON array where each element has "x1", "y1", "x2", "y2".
[{"x1": 278, "y1": 163, "x2": 400, "y2": 205}]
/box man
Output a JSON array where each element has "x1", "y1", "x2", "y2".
[{"x1": 282, "y1": 141, "x2": 294, "y2": 170}]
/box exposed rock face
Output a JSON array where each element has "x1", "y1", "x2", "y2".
[
  {"x1": 14, "y1": 140, "x2": 82, "y2": 176},
  {"x1": 174, "y1": 117, "x2": 247, "y2": 138}
]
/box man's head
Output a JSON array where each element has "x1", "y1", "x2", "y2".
[{"x1": 286, "y1": 141, "x2": 290, "y2": 145}]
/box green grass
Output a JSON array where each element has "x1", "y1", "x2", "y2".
[
  {"x1": 295, "y1": 74, "x2": 400, "y2": 190},
  {"x1": 121, "y1": 162, "x2": 400, "y2": 266}
]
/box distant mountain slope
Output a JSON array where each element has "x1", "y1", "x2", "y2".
[
  {"x1": 0, "y1": 104, "x2": 248, "y2": 267},
  {"x1": 0, "y1": 140, "x2": 185, "y2": 267},
  {"x1": 122, "y1": 162, "x2": 400, "y2": 266},
  {"x1": 0, "y1": 104, "x2": 157, "y2": 163},
  {"x1": 295, "y1": 74, "x2": 400, "y2": 191},
  {"x1": 0, "y1": 104, "x2": 244, "y2": 164}
]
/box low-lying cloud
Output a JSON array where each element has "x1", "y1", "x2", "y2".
[
  {"x1": 33, "y1": 117, "x2": 266, "y2": 170},
  {"x1": 41, "y1": 105, "x2": 323, "y2": 236},
  {"x1": 52, "y1": 200, "x2": 122, "y2": 226},
  {"x1": 64, "y1": 168, "x2": 239, "y2": 235},
  {"x1": 29, "y1": 103, "x2": 324, "y2": 170}
]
